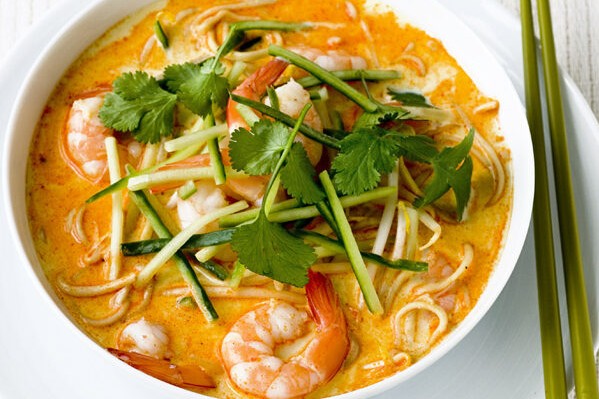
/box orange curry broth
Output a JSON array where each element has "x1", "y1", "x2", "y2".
[{"x1": 26, "y1": 0, "x2": 511, "y2": 397}]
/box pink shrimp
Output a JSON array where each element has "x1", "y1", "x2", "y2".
[
  {"x1": 286, "y1": 47, "x2": 367, "y2": 71},
  {"x1": 220, "y1": 271, "x2": 349, "y2": 399},
  {"x1": 150, "y1": 149, "x2": 270, "y2": 205},
  {"x1": 226, "y1": 58, "x2": 290, "y2": 132},
  {"x1": 60, "y1": 87, "x2": 113, "y2": 184},
  {"x1": 108, "y1": 348, "x2": 215, "y2": 390},
  {"x1": 227, "y1": 57, "x2": 323, "y2": 171}
]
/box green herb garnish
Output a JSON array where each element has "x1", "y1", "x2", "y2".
[
  {"x1": 332, "y1": 126, "x2": 434, "y2": 195},
  {"x1": 99, "y1": 71, "x2": 177, "y2": 143},
  {"x1": 229, "y1": 119, "x2": 290, "y2": 175},
  {"x1": 388, "y1": 88, "x2": 433, "y2": 108},
  {"x1": 413, "y1": 129, "x2": 474, "y2": 220},
  {"x1": 230, "y1": 105, "x2": 317, "y2": 287},
  {"x1": 332, "y1": 125, "x2": 474, "y2": 220},
  {"x1": 280, "y1": 144, "x2": 325, "y2": 204},
  {"x1": 229, "y1": 119, "x2": 324, "y2": 204},
  {"x1": 163, "y1": 60, "x2": 229, "y2": 118}
]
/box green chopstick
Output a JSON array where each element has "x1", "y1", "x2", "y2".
[
  {"x1": 535, "y1": 0, "x2": 599, "y2": 397},
  {"x1": 520, "y1": 1, "x2": 567, "y2": 397}
]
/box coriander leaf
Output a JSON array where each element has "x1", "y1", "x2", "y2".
[
  {"x1": 230, "y1": 104, "x2": 315, "y2": 287},
  {"x1": 229, "y1": 119, "x2": 290, "y2": 175},
  {"x1": 397, "y1": 134, "x2": 438, "y2": 163},
  {"x1": 99, "y1": 71, "x2": 177, "y2": 143},
  {"x1": 332, "y1": 127, "x2": 402, "y2": 195},
  {"x1": 231, "y1": 212, "x2": 316, "y2": 287},
  {"x1": 280, "y1": 143, "x2": 325, "y2": 204},
  {"x1": 449, "y1": 156, "x2": 473, "y2": 219},
  {"x1": 388, "y1": 88, "x2": 433, "y2": 108},
  {"x1": 163, "y1": 59, "x2": 229, "y2": 117},
  {"x1": 414, "y1": 129, "x2": 474, "y2": 220},
  {"x1": 352, "y1": 104, "x2": 410, "y2": 130},
  {"x1": 353, "y1": 109, "x2": 399, "y2": 130}
]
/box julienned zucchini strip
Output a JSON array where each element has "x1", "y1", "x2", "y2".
[
  {"x1": 86, "y1": 142, "x2": 202, "y2": 203},
  {"x1": 296, "y1": 69, "x2": 400, "y2": 88},
  {"x1": 135, "y1": 201, "x2": 248, "y2": 288},
  {"x1": 128, "y1": 188, "x2": 219, "y2": 321},
  {"x1": 231, "y1": 93, "x2": 341, "y2": 150},
  {"x1": 220, "y1": 186, "x2": 397, "y2": 227},
  {"x1": 268, "y1": 45, "x2": 379, "y2": 112},
  {"x1": 319, "y1": 170, "x2": 383, "y2": 314},
  {"x1": 293, "y1": 230, "x2": 427, "y2": 272},
  {"x1": 121, "y1": 227, "x2": 426, "y2": 272},
  {"x1": 122, "y1": 229, "x2": 235, "y2": 256}
]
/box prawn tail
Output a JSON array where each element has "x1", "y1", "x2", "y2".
[
  {"x1": 227, "y1": 59, "x2": 289, "y2": 131},
  {"x1": 306, "y1": 270, "x2": 345, "y2": 330},
  {"x1": 108, "y1": 348, "x2": 216, "y2": 389},
  {"x1": 239, "y1": 58, "x2": 289, "y2": 97}
]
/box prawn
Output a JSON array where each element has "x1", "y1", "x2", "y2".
[
  {"x1": 267, "y1": 79, "x2": 323, "y2": 166},
  {"x1": 108, "y1": 348, "x2": 216, "y2": 390},
  {"x1": 111, "y1": 318, "x2": 216, "y2": 389},
  {"x1": 118, "y1": 318, "x2": 171, "y2": 359},
  {"x1": 226, "y1": 58, "x2": 290, "y2": 133},
  {"x1": 220, "y1": 271, "x2": 349, "y2": 399},
  {"x1": 152, "y1": 149, "x2": 270, "y2": 205},
  {"x1": 226, "y1": 58, "x2": 323, "y2": 203},
  {"x1": 175, "y1": 180, "x2": 229, "y2": 230},
  {"x1": 107, "y1": 318, "x2": 215, "y2": 388},
  {"x1": 286, "y1": 47, "x2": 367, "y2": 71},
  {"x1": 61, "y1": 87, "x2": 113, "y2": 184},
  {"x1": 227, "y1": 58, "x2": 323, "y2": 164}
]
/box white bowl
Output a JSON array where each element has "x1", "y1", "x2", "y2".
[{"x1": 2, "y1": 0, "x2": 534, "y2": 397}]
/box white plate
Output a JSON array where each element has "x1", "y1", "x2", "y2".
[{"x1": 0, "y1": 1, "x2": 596, "y2": 398}]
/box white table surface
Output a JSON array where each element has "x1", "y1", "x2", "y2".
[{"x1": 0, "y1": 0, "x2": 597, "y2": 397}]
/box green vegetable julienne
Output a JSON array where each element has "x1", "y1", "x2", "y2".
[{"x1": 153, "y1": 20, "x2": 169, "y2": 49}]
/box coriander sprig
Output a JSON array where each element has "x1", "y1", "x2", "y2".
[
  {"x1": 332, "y1": 127, "x2": 474, "y2": 220},
  {"x1": 99, "y1": 72, "x2": 177, "y2": 144},
  {"x1": 229, "y1": 117, "x2": 325, "y2": 205},
  {"x1": 230, "y1": 105, "x2": 317, "y2": 287},
  {"x1": 413, "y1": 129, "x2": 474, "y2": 220}
]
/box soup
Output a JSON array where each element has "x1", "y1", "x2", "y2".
[{"x1": 26, "y1": 0, "x2": 511, "y2": 397}]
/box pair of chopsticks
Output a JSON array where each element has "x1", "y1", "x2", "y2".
[{"x1": 520, "y1": 1, "x2": 599, "y2": 399}]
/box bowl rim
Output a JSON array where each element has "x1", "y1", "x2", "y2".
[{"x1": 1, "y1": 0, "x2": 534, "y2": 398}]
